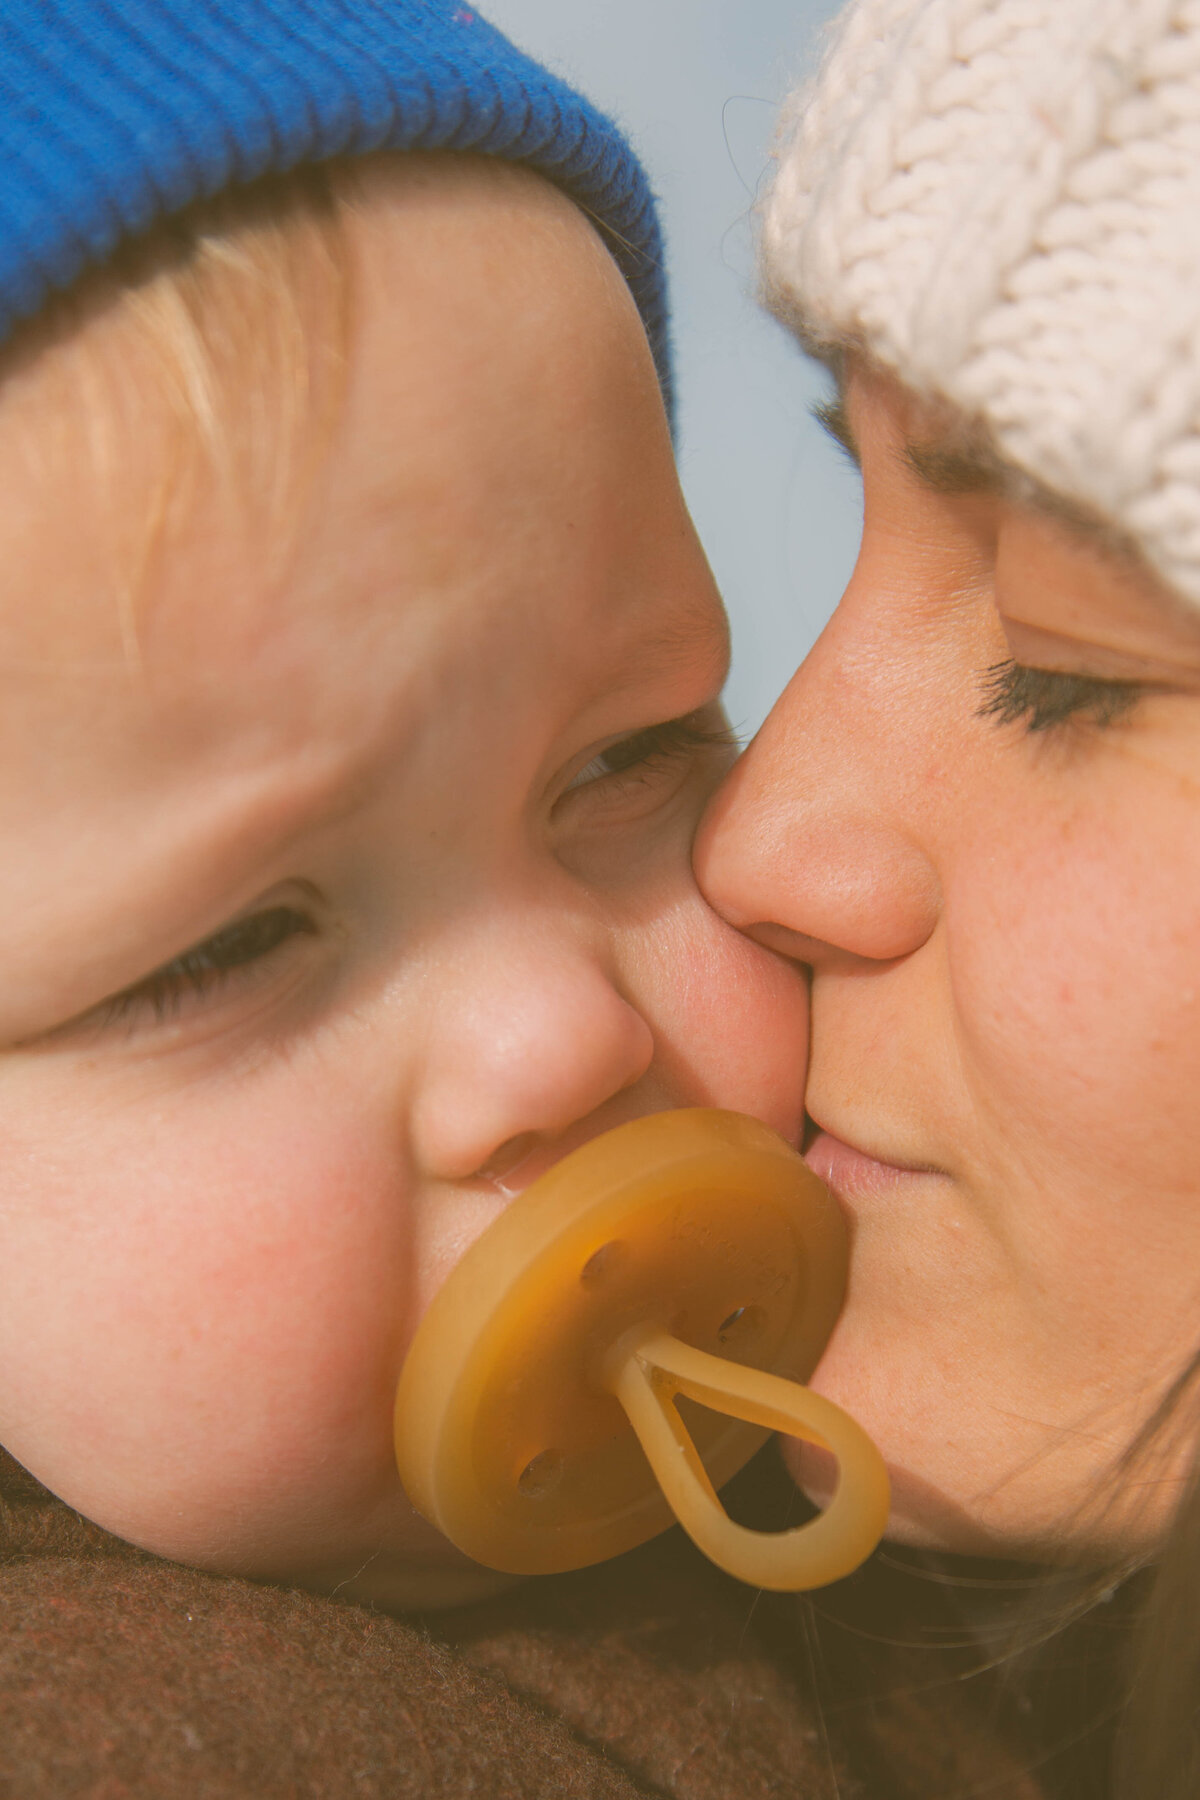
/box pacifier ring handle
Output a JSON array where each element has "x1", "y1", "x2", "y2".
[{"x1": 606, "y1": 1329, "x2": 890, "y2": 1592}]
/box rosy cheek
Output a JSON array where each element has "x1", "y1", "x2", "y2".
[
  {"x1": 952, "y1": 803, "x2": 1200, "y2": 1206},
  {"x1": 644, "y1": 900, "x2": 809, "y2": 1143},
  {"x1": 0, "y1": 1068, "x2": 414, "y2": 1542}
]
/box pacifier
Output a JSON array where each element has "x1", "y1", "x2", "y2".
[{"x1": 394, "y1": 1109, "x2": 889, "y2": 1593}]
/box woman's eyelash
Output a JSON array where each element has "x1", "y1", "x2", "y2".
[
  {"x1": 978, "y1": 659, "x2": 1141, "y2": 734},
  {"x1": 95, "y1": 905, "x2": 316, "y2": 1029},
  {"x1": 568, "y1": 711, "x2": 738, "y2": 790}
]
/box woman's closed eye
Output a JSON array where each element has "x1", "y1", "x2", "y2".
[
  {"x1": 979, "y1": 659, "x2": 1143, "y2": 734},
  {"x1": 83, "y1": 903, "x2": 318, "y2": 1035}
]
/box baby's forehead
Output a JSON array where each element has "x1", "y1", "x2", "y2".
[
  {"x1": 0, "y1": 157, "x2": 633, "y2": 667},
  {"x1": 0, "y1": 154, "x2": 688, "y2": 776}
]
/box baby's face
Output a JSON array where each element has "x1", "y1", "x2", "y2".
[{"x1": 0, "y1": 160, "x2": 807, "y2": 1606}]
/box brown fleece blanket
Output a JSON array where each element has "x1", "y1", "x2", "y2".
[{"x1": 0, "y1": 1444, "x2": 1044, "y2": 1799}]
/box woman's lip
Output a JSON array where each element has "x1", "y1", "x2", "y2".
[{"x1": 804, "y1": 1127, "x2": 945, "y2": 1199}]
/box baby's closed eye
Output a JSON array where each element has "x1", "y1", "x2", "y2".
[
  {"x1": 45, "y1": 900, "x2": 321, "y2": 1042},
  {"x1": 560, "y1": 708, "x2": 737, "y2": 800}
]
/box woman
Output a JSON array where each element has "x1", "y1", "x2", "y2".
[{"x1": 696, "y1": 1, "x2": 1200, "y2": 1794}]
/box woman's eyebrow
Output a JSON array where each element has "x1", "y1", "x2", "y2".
[
  {"x1": 812, "y1": 379, "x2": 1199, "y2": 638},
  {"x1": 814, "y1": 375, "x2": 1177, "y2": 603},
  {"x1": 903, "y1": 431, "x2": 1142, "y2": 559},
  {"x1": 810, "y1": 393, "x2": 860, "y2": 468},
  {"x1": 903, "y1": 431, "x2": 1200, "y2": 638},
  {"x1": 902, "y1": 438, "x2": 1009, "y2": 497}
]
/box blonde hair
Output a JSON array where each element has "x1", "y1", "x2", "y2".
[{"x1": 0, "y1": 162, "x2": 357, "y2": 667}]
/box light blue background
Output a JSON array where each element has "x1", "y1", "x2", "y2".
[{"x1": 480, "y1": 0, "x2": 861, "y2": 735}]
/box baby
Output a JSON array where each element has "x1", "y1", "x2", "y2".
[{"x1": 0, "y1": 0, "x2": 807, "y2": 1611}]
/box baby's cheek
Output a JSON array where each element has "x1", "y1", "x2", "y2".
[{"x1": 0, "y1": 1062, "x2": 415, "y2": 1562}]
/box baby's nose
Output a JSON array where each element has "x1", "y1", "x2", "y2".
[
  {"x1": 410, "y1": 947, "x2": 655, "y2": 1185},
  {"x1": 474, "y1": 1133, "x2": 539, "y2": 1188}
]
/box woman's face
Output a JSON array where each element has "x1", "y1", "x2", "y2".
[{"x1": 696, "y1": 362, "x2": 1200, "y2": 1558}]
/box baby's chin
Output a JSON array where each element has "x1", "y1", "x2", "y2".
[
  {"x1": 88, "y1": 1470, "x2": 519, "y2": 1612},
  {"x1": 170, "y1": 1515, "x2": 521, "y2": 1611},
  {"x1": 299, "y1": 1548, "x2": 522, "y2": 1612},
  {"x1": 219, "y1": 1515, "x2": 521, "y2": 1613}
]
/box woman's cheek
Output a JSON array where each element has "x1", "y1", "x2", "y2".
[{"x1": 951, "y1": 795, "x2": 1200, "y2": 1208}]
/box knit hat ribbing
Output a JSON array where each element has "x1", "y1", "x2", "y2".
[
  {"x1": 763, "y1": 0, "x2": 1200, "y2": 605},
  {"x1": 0, "y1": 0, "x2": 670, "y2": 409}
]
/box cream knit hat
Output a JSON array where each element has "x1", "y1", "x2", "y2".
[{"x1": 763, "y1": 0, "x2": 1200, "y2": 604}]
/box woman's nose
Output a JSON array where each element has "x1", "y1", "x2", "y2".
[
  {"x1": 694, "y1": 639, "x2": 941, "y2": 968},
  {"x1": 410, "y1": 927, "x2": 655, "y2": 1183}
]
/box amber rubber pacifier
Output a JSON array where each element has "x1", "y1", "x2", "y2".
[{"x1": 394, "y1": 1109, "x2": 889, "y2": 1592}]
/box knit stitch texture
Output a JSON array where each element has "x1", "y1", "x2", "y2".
[
  {"x1": 764, "y1": 0, "x2": 1200, "y2": 604},
  {"x1": 0, "y1": 0, "x2": 670, "y2": 405}
]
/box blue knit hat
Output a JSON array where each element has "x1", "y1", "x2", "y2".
[{"x1": 0, "y1": 0, "x2": 670, "y2": 407}]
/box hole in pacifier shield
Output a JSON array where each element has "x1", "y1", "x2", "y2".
[
  {"x1": 467, "y1": 1182, "x2": 806, "y2": 1557},
  {"x1": 517, "y1": 1449, "x2": 565, "y2": 1498},
  {"x1": 580, "y1": 1241, "x2": 627, "y2": 1287},
  {"x1": 717, "y1": 1304, "x2": 768, "y2": 1345}
]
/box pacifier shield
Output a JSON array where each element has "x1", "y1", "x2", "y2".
[{"x1": 394, "y1": 1109, "x2": 850, "y2": 1576}]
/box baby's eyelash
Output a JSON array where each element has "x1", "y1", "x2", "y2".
[
  {"x1": 95, "y1": 905, "x2": 316, "y2": 1029},
  {"x1": 594, "y1": 713, "x2": 738, "y2": 776},
  {"x1": 566, "y1": 711, "x2": 738, "y2": 793},
  {"x1": 978, "y1": 660, "x2": 1141, "y2": 734}
]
